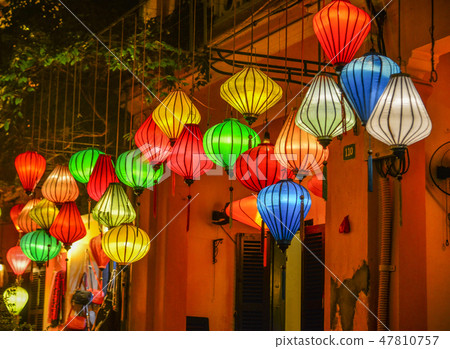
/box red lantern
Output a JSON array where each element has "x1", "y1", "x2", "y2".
[
  {"x1": 15, "y1": 151, "x2": 46, "y2": 195},
  {"x1": 225, "y1": 196, "x2": 267, "y2": 231},
  {"x1": 307, "y1": 175, "x2": 324, "y2": 198},
  {"x1": 17, "y1": 199, "x2": 41, "y2": 234},
  {"x1": 10, "y1": 204, "x2": 25, "y2": 233},
  {"x1": 6, "y1": 246, "x2": 31, "y2": 276},
  {"x1": 87, "y1": 154, "x2": 119, "y2": 201},
  {"x1": 313, "y1": 0, "x2": 371, "y2": 69},
  {"x1": 134, "y1": 113, "x2": 172, "y2": 167},
  {"x1": 42, "y1": 165, "x2": 79, "y2": 204},
  {"x1": 89, "y1": 235, "x2": 110, "y2": 270},
  {"x1": 49, "y1": 202, "x2": 87, "y2": 250}
]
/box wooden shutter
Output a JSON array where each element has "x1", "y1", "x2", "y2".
[{"x1": 28, "y1": 267, "x2": 46, "y2": 330}]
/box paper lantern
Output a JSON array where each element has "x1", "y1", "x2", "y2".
[
  {"x1": 69, "y1": 148, "x2": 104, "y2": 184},
  {"x1": 15, "y1": 151, "x2": 46, "y2": 195},
  {"x1": 295, "y1": 73, "x2": 356, "y2": 148},
  {"x1": 17, "y1": 199, "x2": 41, "y2": 234},
  {"x1": 152, "y1": 90, "x2": 201, "y2": 144},
  {"x1": 307, "y1": 175, "x2": 323, "y2": 198},
  {"x1": 203, "y1": 118, "x2": 260, "y2": 173},
  {"x1": 3, "y1": 286, "x2": 28, "y2": 315},
  {"x1": 116, "y1": 149, "x2": 164, "y2": 196},
  {"x1": 102, "y1": 224, "x2": 150, "y2": 264},
  {"x1": 29, "y1": 199, "x2": 59, "y2": 231},
  {"x1": 87, "y1": 154, "x2": 119, "y2": 201},
  {"x1": 340, "y1": 52, "x2": 401, "y2": 125},
  {"x1": 134, "y1": 113, "x2": 172, "y2": 165},
  {"x1": 49, "y1": 202, "x2": 87, "y2": 250},
  {"x1": 20, "y1": 229, "x2": 61, "y2": 264},
  {"x1": 313, "y1": 0, "x2": 371, "y2": 69},
  {"x1": 225, "y1": 196, "x2": 267, "y2": 231},
  {"x1": 89, "y1": 235, "x2": 110, "y2": 270},
  {"x1": 167, "y1": 124, "x2": 213, "y2": 186},
  {"x1": 366, "y1": 73, "x2": 432, "y2": 156},
  {"x1": 220, "y1": 66, "x2": 283, "y2": 125},
  {"x1": 275, "y1": 108, "x2": 328, "y2": 177},
  {"x1": 92, "y1": 183, "x2": 136, "y2": 228},
  {"x1": 10, "y1": 204, "x2": 25, "y2": 233},
  {"x1": 6, "y1": 246, "x2": 31, "y2": 276},
  {"x1": 41, "y1": 165, "x2": 79, "y2": 204},
  {"x1": 257, "y1": 179, "x2": 311, "y2": 252}
]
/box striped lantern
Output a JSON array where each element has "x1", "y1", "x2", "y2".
[
  {"x1": 10, "y1": 204, "x2": 25, "y2": 233},
  {"x1": 20, "y1": 229, "x2": 61, "y2": 264},
  {"x1": 29, "y1": 199, "x2": 59, "y2": 231},
  {"x1": 69, "y1": 148, "x2": 104, "y2": 184},
  {"x1": 41, "y1": 165, "x2": 79, "y2": 204},
  {"x1": 17, "y1": 199, "x2": 41, "y2": 234},
  {"x1": 6, "y1": 246, "x2": 31, "y2": 276},
  {"x1": 15, "y1": 151, "x2": 46, "y2": 195},
  {"x1": 49, "y1": 202, "x2": 87, "y2": 250},
  {"x1": 87, "y1": 154, "x2": 119, "y2": 201}
]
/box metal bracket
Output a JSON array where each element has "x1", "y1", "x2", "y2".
[
  {"x1": 213, "y1": 239, "x2": 223, "y2": 264},
  {"x1": 379, "y1": 264, "x2": 396, "y2": 272}
]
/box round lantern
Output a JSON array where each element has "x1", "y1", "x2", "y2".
[
  {"x1": 10, "y1": 204, "x2": 25, "y2": 233},
  {"x1": 87, "y1": 154, "x2": 119, "y2": 201},
  {"x1": 203, "y1": 118, "x2": 260, "y2": 173},
  {"x1": 313, "y1": 0, "x2": 371, "y2": 70},
  {"x1": 225, "y1": 195, "x2": 267, "y2": 231},
  {"x1": 220, "y1": 66, "x2": 283, "y2": 125},
  {"x1": 152, "y1": 90, "x2": 201, "y2": 144},
  {"x1": 20, "y1": 229, "x2": 61, "y2": 264},
  {"x1": 3, "y1": 286, "x2": 28, "y2": 315},
  {"x1": 6, "y1": 246, "x2": 31, "y2": 276},
  {"x1": 90, "y1": 235, "x2": 110, "y2": 271},
  {"x1": 295, "y1": 73, "x2": 356, "y2": 148},
  {"x1": 102, "y1": 224, "x2": 150, "y2": 264},
  {"x1": 41, "y1": 165, "x2": 79, "y2": 204},
  {"x1": 17, "y1": 199, "x2": 41, "y2": 234},
  {"x1": 134, "y1": 113, "x2": 172, "y2": 166},
  {"x1": 49, "y1": 202, "x2": 87, "y2": 250},
  {"x1": 15, "y1": 151, "x2": 46, "y2": 195},
  {"x1": 68, "y1": 148, "x2": 104, "y2": 184},
  {"x1": 116, "y1": 149, "x2": 164, "y2": 196},
  {"x1": 257, "y1": 179, "x2": 311, "y2": 252},
  {"x1": 29, "y1": 199, "x2": 59, "y2": 231}
]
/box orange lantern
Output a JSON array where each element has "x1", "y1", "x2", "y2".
[
  {"x1": 17, "y1": 199, "x2": 41, "y2": 234},
  {"x1": 49, "y1": 202, "x2": 86, "y2": 250},
  {"x1": 41, "y1": 165, "x2": 79, "y2": 204},
  {"x1": 15, "y1": 151, "x2": 46, "y2": 195},
  {"x1": 10, "y1": 204, "x2": 25, "y2": 233},
  {"x1": 225, "y1": 196, "x2": 267, "y2": 231}
]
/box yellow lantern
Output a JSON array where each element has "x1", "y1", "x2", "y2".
[
  {"x1": 220, "y1": 66, "x2": 283, "y2": 125},
  {"x1": 3, "y1": 286, "x2": 29, "y2": 315},
  {"x1": 29, "y1": 199, "x2": 59, "y2": 230}
]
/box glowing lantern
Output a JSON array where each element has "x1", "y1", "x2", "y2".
[
  {"x1": 15, "y1": 151, "x2": 46, "y2": 195},
  {"x1": 87, "y1": 154, "x2": 119, "y2": 201},
  {"x1": 313, "y1": 0, "x2": 371, "y2": 70},
  {"x1": 49, "y1": 202, "x2": 87, "y2": 250},
  {"x1": 6, "y1": 246, "x2": 31, "y2": 276},
  {"x1": 29, "y1": 199, "x2": 59, "y2": 231},
  {"x1": 203, "y1": 118, "x2": 260, "y2": 173},
  {"x1": 20, "y1": 229, "x2": 61, "y2": 264},
  {"x1": 116, "y1": 149, "x2": 164, "y2": 196},
  {"x1": 257, "y1": 179, "x2": 311, "y2": 252},
  {"x1": 10, "y1": 204, "x2": 25, "y2": 233},
  {"x1": 17, "y1": 199, "x2": 41, "y2": 234},
  {"x1": 41, "y1": 165, "x2": 79, "y2": 204},
  {"x1": 225, "y1": 196, "x2": 267, "y2": 231},
  {"x1": 220, "y1": 66, "x2": 283, "y2": 125},
  {"x1": 102, "y1": 224, "x2": 150, "y2": 264},
  {"x1": 69, "y1": 148, "x2": 104, "y2": 184},
  {"x1": 295, "y1": 74, "x2": 356, "y2": 148},
  {"x1": 90, "y1": 235, "x2": 110, "y2": 271},
  {"x1": 152, "y1": 90, "x2": 201, "y2": 144},
  {"x1": 3, "y1": 286, "x2": 28, "y2": 315},
  {"x1": 134, "y1": 114, "x2": 172, "y2": 166},
  {"x1": 307, "y1": 175, "x2": 324, "y2": 198}
]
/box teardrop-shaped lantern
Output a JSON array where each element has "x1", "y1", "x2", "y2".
[
  {"x1": 3, "y1": 286, "x2": 28, "y2": 315},
  {"x1": 134, "y1": 113, "x2": 172, "y2": 165},
  {"x1": 116, "y1": 149, "x2": 164, "y2": 196},
  {"x1": 20, "y1": 229, "x2": 61, "y2": 264},
  {"x1": 167, "y1": 124, "x2": 213, "y2": 186},
  {"x1": 366, "y1": 73, "x2": 432, "y2": 156},
  {"x1": 307, "y1": 175, "x2": 324, "y2": 198},
  {"x1": 15, "y1": 151, "x2": 46, "y2": 195},
  {"x1": 152, "y1": 90, "x2": 201, "y2": 144},
  {"x1": 257, "y1": 179, "x2": 311, "y2": 252},
  {"x1": 275, "y1": 108, "x2": 328, "y2": 177},
  {"x1": 49, "y1": 202, "x2": 87, "y2": 250},
  {"x1": 102, "y1": 224, "x2": 150, "y2": 264},
  {"x1": 6, "y1": 246, "x2": 31, "y2": 276},
  {"x1": 10, "y1": 204, "x2": 25, "y2": 233},
  {"x1": 87, "y1": 154, "x2": 119, "y2": 201},
  {"x1": 313, "y1": 0, "x2": 371, "y2": 70},
  {"x1": 92, "y1": 183, "x2": 136, "y2": 228},
  {"x1": 69, "y1": 148, "x2": 104, "y2": 184},
  {"x1": 29, "y1": 199, "x2": 59, "y2": 231},
  {"x1": 41, "y1": 165, "x2": 79, "y2": 204},
  {"x1": 220, "y1": 66, "x2": 283, "y2": 125},
  {"x1": 17, "y1": 199, "x2": 41, "y2": 234},
  {"x1": 225, "y1": 196, "x2": 267, "y2": 231},
  {"x1": 89, "y1": 235, "x2": 110, "y2": 270},
  {"x1": 295, "y1": 74, "x2": 356, "y2": 148},
  {"x1": 340, "y1": 52, "x2": 401, "y2": 125},
  {"x1": 203, "y1": 118, "x2": 260, "y2": 173}
]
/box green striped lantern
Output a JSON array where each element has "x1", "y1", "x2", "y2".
[
  {"x1": 203, "y1": 118, "x2": 260, "y2": 174},
  {"x1": 116, "y1": 149, "x2": 164, "y2": 196},
  {"x1": 20, "y1": 229, "x2": 61, "y2": 265},
  {"x1": 69, "y1": 148, "x2": 104, "y2": 184}
]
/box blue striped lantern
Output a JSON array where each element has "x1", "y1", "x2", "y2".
[{"x1": 257, "y1": 179, "x2": 311, "y2": 252}]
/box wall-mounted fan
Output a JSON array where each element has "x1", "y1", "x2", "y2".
[{"x1": 429, "y1": 141, "x2": 450, "y2": 195}]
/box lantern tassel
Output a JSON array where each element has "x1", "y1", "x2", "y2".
[
  {"x1": 153, "y1": 182, "x2": 157, "y2": 218},
  {"x1": 186, "y1": 186, "x2": 192, "y2": 232},
  {"x1": 88, "y1": 198, "x2": 91, "y2": 229},
  {"x1": 398, "y1": 176, "x2": 403, "y2": 227},
  {"x1": 300, "y1": 196, "x2": 305, "y2": 241},
  {"x1": 368, "y1": 150, "x2": 373, "y2": 192},
  {"x1": 260, "y1": 221, "x2": 265, "y2": 253},
  {"x1": 229, "y1": 185, "x2": 233, "y2": 228},
  {"x1": 322, "y1": 161, "x2": 328, "y2": 201}
]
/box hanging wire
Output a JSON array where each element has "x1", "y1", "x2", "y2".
[
  {"x1": 53, "y1": 68, "x2": 60, "y2": 154},
  {"x1": 177, "y1": 0, "x2": 181, "y2": 81},
  {"x1": 45, "y1": 71, "x2": 53, "y2": 157},
  {"x1": 264, "y1": 2, "x2": 271, "y2": 127},
  {"x1": 105, "y1": 28, "x2": 112, "y2": 153},
  {"x1": 250, "y1": 0, "x2": 254, "y2": 63},
  {"x1": 92, "y1": 41, "x2": 99, "y2": 147},
  {"x1": 190, "y1": 0, "x2": 197, "y2": 99},
  {"x1": 298, "y1": 0, "x2": 305, "y2": 107},
  {"x1": 71, "y1": 63, "x2": 77, "y2": 153},
  {"x1": 206, "y1": 0, "x2": 213, "y2": 128},
  {"x1": 398, "y1": 0, "x2": 402, "y2": 67},
  {"x1": 38, "y1": 72, "x2": 44, "y2": 153},
  {"x1": 116, "y1": 18, "x2": 125, "y2": 160},
  {"x1": 157, "y1": 0, "x2": 163, "y2": 99},
  {"x1": 31, "y1": 91, "x2": 37, "y2": 149},
  {"x1": 62, "y1": 65, "x2": 69, "y2": 149},
  {"x1": 429, "y1": 0, "x2": 438, "y2": 82},
  {"x1": 129, "y1": 14, "x2": 138, "y2": 150},
  {"x1": 140, "y1": 15, "x2": 148, "y2": 124}
]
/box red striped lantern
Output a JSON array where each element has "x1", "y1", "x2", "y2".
[
  {"x1": 10, "y1": 204, "x2": 25, "y2": 233},
  {"x1": 17, "y1": 199, "x2": 41, "y2": 234},
  {"x1": 89, "y1": 235, "x2": 110, "y2": 271},
  {"x1": 6, "y1": 246, "x2": 31, "y2": 276},
  {"x1": 87, "y1": 154, "x2": 119, "y2": 201},
  {"x1": 15, "y1": 151, "x2": 46, "y2": 195},
  {"x1": 41, "y1": 165, "x2": 79, "y2": 204},
  {"x1": 49, "y1": 202, "x2": 87, "y2": 250},
  {"x1": 307, "y1": 175, "x2": 324, "y2": 198}
]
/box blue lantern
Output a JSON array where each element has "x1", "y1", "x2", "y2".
[
  {"x1": 340, "y1": 51, "x2": 400, "y2": 125},
  {"x1": 257, "y1": 179, "x2": 311, "y2": 252}
]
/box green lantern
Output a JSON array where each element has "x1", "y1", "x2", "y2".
[
  {"x1": 3, "y1": 286, "x2": 28, "y2": 315},
  {"x1": 20, "y1": 230, "x2": 61, "y2": 265},
  {"x1": 203, "y1": 118, "x2": 260, "y2": 173},
  {"x1": 116, "y1": 149, "x2": 164, "y2": 196},
  {"x1": 69, "y1": 148, "x2": 104, "y2": 184}
]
